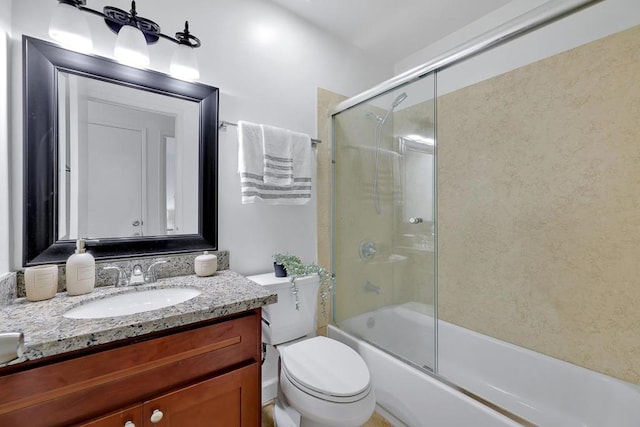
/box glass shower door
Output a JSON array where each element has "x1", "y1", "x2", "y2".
[{"x1": 332, "y1": 72, "x2": 437, "y2": 371}]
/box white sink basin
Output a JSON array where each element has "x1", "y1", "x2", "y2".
[{"x1": 63, "y1": 288, "x2": 201, "y2": 319}]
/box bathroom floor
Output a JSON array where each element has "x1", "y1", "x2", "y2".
[{"x1": 261, "y1": 404, "x2": 392, "y2": 427}]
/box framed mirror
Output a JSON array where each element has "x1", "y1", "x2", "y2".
[{"x1": 23, "y1": 36, "x2": 218, "y2": 266}]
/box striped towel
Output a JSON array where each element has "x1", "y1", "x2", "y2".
[
  {"x1": 262, "y1": 124, "x2": 293, "y2": 186},
  {"x1": 238, "y1": 121, "x2": 312, "y2": 205}
]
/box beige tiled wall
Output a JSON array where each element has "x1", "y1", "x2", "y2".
[{"x1": 437, "y1": 24, "x2": 640, "y2": 385}]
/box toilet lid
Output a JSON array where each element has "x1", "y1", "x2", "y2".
[{"x1": 281, "y1": 336, "x2": 371, "y2": 402}]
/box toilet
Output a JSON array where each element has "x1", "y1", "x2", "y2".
[{"x1": 248, "y1": 272, "x2": 376, "y2": 427}]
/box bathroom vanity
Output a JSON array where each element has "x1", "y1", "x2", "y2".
[{"x1": 0, "y1": 270, "x2": 276, "y2": 426}]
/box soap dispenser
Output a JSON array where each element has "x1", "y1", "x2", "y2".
[{"x1": 66, "y1": 238, "x2": 95, "y2": 296}]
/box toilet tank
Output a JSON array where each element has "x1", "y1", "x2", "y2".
[{"x1": 247, "y1": 272, "x2": 320, "y2": 345}]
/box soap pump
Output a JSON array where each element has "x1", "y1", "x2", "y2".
[{"x1": 65, "y1": 238, "x2": 96, "y2": 296}]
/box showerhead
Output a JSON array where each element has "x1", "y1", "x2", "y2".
[
  {"x1": 391, "y1": 92, "x2": 408, "y2": 109},
  {"x1": 378, "y1": 92, "x2": 408, "y2": 126}
]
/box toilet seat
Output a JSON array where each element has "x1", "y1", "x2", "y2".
[{"x1": 280, "y1": 336, "x2": 372, "y2": 404}]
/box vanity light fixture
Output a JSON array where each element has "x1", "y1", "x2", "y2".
[
  {"x1": 48, "y1": 0, "x2": 201, "y2": 79},
  {"x1": 48, "y1": 0, "x2": 94, "y2": 53},
  {"x1": 169, "y1": 22, "x2": 201, "y2": 80}
]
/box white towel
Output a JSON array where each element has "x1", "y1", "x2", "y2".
[
  {"x1": 262, "y1": 124, "x2": 293, "y2": 185},
  {"x1": 238, "y1": 120, "x2": 263, "y2": 176},
  {"x1": 238, "y1": 121, "x2": 265, "y2": 204},
  {"x1": 237, "y1": 121, "x2": 312, "y2": 205},
  {"x1": 290, "y1": 130, "x2": 312, "y2": 195}
]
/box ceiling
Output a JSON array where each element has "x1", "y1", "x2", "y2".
[{"x1": 269, "y1": 0, "x2": 512, "y2": 64}]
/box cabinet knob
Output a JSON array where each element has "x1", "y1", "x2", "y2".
[
  {"x1": 150, "y1": 409, "x2": 164, "y2": 423},
  {"x1": 124, "y1": 422, "x2": 135, "y2": 427}
]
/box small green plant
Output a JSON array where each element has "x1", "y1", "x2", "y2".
[
  {"x1": 273, "y1": 253, "x2": 306, "y2": 276},
  {"x1": 272, "y1": 253, "x2": 334, "y2": 316}
]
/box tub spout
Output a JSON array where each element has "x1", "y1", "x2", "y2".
[
  {"x1": 0, "y1": 332, "x2": 25, "y2": 364},
  {"x1": 364, "y1": 281, "x2": 381, "y2": 295}
]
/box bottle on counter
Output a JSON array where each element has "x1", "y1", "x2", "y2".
[{"x1": 66, "y1": 238, "x2": 95, "y2": 296}]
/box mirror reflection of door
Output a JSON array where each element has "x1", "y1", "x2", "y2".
[
  {"x1": 57, "y1": 72, "x2": 199, "y2": 241},
  {"x1": 79, "y1": 99, "x2": 175, "y2": 239},
  {"x1": 87, "y1": 124, "x2": 145, "y2": 238},
  {"x1": 401, "y1": 137, "x2": 434, "y2": 220}
]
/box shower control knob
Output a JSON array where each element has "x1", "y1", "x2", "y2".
[{"x1": 409, "y1": 217, "x2": 424, "y2": 224}]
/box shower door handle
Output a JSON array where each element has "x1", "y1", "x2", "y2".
[{"x1": 409, "y1": 217, "x2": 424, "y2": 224}]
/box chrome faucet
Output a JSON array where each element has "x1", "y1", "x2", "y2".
[
  {"x1": 144, "y1": 260, "x2": 167, "y2": 283},
  {"x1": 104, "y1": 261, "x2": 167, "y2": 287}
]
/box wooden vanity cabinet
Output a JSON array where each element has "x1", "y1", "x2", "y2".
[
  {"x1": 80, "y1": 364, "x2": 259, "y2": 427},
  {"x1": 0, "y1": 309, "x2": 262, "y2": 427}
]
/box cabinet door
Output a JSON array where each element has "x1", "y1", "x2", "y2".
[
  {"x1": 143, "y1": 363, "x2": 259, "y2": 427},
  {"x1": 78, "y1": 405, "x2": 143, "y2": 427}
]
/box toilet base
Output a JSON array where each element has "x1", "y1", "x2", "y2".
[
  {"x1": 273, "y1": 400, "x2": 300, "y2": 427},
  {"x1": 273, "y1": 398, "x2": 299, "y2": 427},
  {"x1": 262, "y1": 344, "x2": 279, "y2": 404},
  {"x1": 274, "y1": 397, "x2": 366, "y2": 427}
]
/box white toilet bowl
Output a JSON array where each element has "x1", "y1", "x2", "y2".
[
  {"x1": 275, "y1": 336, "x2": 376, "y2": 427},
  {"x1": 247, "y1": 273, "x2": 376, "y2": 426}
]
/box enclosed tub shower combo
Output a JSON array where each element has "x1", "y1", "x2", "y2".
[{"x1": 327, "y1": 0, "x2": 640, "y2": 425}]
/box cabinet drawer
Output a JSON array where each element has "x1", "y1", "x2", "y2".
[
  {"x1": 0, "y1": 310, "x2": 261, "y2": 426},
  {"x1": 141, "y1": 363, "x2": 259, "y2": 427}
]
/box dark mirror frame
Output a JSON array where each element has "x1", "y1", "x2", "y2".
[{"x1": 23, "y1": 36, "x2": 219, "y2": 266}]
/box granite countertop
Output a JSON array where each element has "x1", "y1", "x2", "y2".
[{"x1": 0, "y1": 270, "x2": 276, "y2": 366}]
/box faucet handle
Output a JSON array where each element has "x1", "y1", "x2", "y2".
[
  {"x1": 145, "y1": 260, "x2": 167, "y2": 284},
  {"x1": 103, "y1": 266, "x2": 128, "y2": 287}
]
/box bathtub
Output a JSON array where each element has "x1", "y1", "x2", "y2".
[{"x1": 328, "y1": 302, "x2": 640, "y2": 427}]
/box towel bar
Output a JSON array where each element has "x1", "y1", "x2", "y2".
[{"x1": 218, "y1": 120, "x2": 321, "y2": 145}]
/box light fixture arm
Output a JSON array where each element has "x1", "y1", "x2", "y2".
[
  {"x1": 55, "y1": 0, "x2": 201, "y2": 48},
  {"x1": 173, "y1": 21, "x2": 201, "y2": 48}
]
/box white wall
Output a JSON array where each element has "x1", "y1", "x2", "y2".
[
  {"x1": 441, "y1": 0, "x2": 640, "y2": 96},
  {"x1": 395, "y1": 0, "x2": 549, "y2": 75},
  {"x1": 396, "y1": 0, "x2": 640, "y2": 95},
  {"x1": 8, "y1": 0, "x2": 392, "y2": 273},
  {"x1": 0, "y1": 1, "x2": 11, "y2": 275}
]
